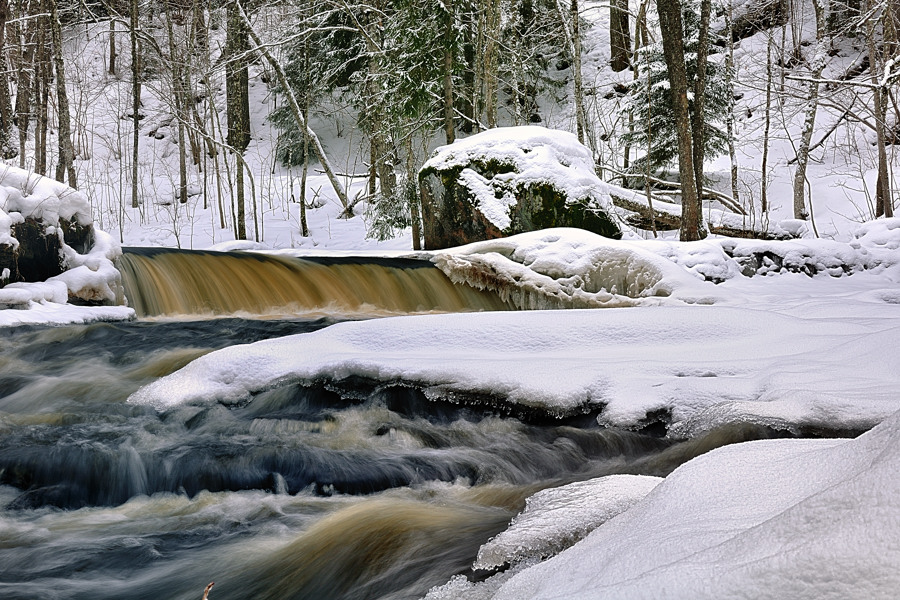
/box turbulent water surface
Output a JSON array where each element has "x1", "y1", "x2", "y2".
[{"x1": 0, "y1": 314, "x2": 791, "y2": 600}]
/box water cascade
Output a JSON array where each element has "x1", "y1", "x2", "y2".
[
  {"x1": 0, "y1": 251, "x2": 794, "y2": 600},
  {"x1": 117, "y1": 248, "x2": 512, "y2": 318}
]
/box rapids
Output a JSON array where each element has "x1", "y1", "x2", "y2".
[{"x1": 1, "y1": 251, "x2": 794, "y2": 599}]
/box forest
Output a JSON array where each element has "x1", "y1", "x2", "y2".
[{"x1": 0, "y1": 0, "x2": 895, "y2": 249}]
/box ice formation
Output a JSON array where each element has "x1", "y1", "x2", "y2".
[{"x1": 474, "y1": 475, "x2": 662, "y2": 570}]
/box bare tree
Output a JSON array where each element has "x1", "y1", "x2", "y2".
[
  {"x1": 792, "y1": 0, "x2": 828, "y2": 221},
  {"x1": 49, "y1": 0, "x2": 77, "y2": 187}
]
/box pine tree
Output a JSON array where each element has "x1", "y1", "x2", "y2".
[{"x1": 622, "y1": 0, "x2": 730, "y2": 178}]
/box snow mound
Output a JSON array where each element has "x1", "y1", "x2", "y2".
[
  {"x1": 422, "y1": 126, "x2": 617, "y2": 231},
  {"x1": 477, "y1": 408, "x2": 900, "y2": 599},
  {"x1": 0, "y1": 167, "x2": 92, "y2": 228},
  {"x1": 474, "y1": 475, "x2": 662, "y2": 570},
  {"x1": 0, "y1": 165, "x2": 129, "y2": 325},
  {"x1": 128, "y1": 300, "x2": 900, "y2": 437},
  {"x1": 434, "y1": 228, "x2": 722, "y2": 309}
]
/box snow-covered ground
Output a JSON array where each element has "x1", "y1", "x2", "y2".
[{"x1": 2, "y1": 2, "x2": 900, "y2": 598}]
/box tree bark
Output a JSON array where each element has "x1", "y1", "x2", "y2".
[
  {"x1": 610, "y1": 0, "x2": 631, "y2": 72},
  {"x1": 166, "y1": 9, "x2": 188, "y2": 205},
  {"x1": 571, "y1": 0, "x2": 587, "y2": 144},
  {"x1": 691, "y1": 0, "x2": 711, "y2": 211},
  {"x1": 109, "y1": 19, "x2": 117, "y2": 75},
  {"x1": 226, "y1": 2, "x2": 248, "y2": 239},
  {"x1": 14, "y1": 5, "x2": 36, "y2": 168},
  {"x1": 0, "y1": 0, "x2": 17, "y2": 159},
  {"x1": 482, "y1": 0, "x2": 500, "y2": 128},
  {"x1": 656, "y1": 0, "x2": 702, "y2": 240},
  {"x1": 130, "y1": 0, "x2": 141, "y2": 209},
  {"x1": 867, "y1": 0, "x2": 892, "y2": 218},
  {"x1": 443, "y1": 0, "x2": 455, "y2": 144}
]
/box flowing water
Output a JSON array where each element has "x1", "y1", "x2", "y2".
[
  {"x1": 1, "y1": 250, "x2": 791, "y2": 600},
  {"x1": 117, "y1": 249, "x2": 512, "y2": 318}
]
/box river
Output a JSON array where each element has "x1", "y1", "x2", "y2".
[{"x1": 0, "y1": 250, "x2": 787, "y2": 599}]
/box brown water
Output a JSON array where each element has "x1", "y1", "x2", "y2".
[{"x1": 117, "y1": 248, "x2": 512, "y2": 318}]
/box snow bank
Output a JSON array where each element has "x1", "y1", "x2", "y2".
[
  {"x1": 0, "y1": 167, "x2": 92, "y2": 227},
  {"x1": 422, "y1": 126, "x2": 617, "y2": 231},
  {"x1": 128, "y1": 296, "x2": 900, "y2": 437},
  {"x1": 433, "y1": 228, "x2": 722, "y2": 309},
  {"x1": 474, "y1": 475, "x2": 662, "y2": 570},
  {"x1": 471, "y1": 408, "x2": 900, "y2": 599}
]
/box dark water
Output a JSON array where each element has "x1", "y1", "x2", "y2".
[{"x1": 0, "y1": 319, "x2": 788, "y2": 600}]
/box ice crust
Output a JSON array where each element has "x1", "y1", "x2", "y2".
[{"x1": 474, "y1": 475, "x2": 662, "y2": 569}]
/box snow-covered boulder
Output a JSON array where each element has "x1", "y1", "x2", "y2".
[
  {"x1": 419, "y1": 126, "x2": 623, "y2": 250},
  {"x1": 0, "y1": 166, "x2": 123, "y2": 307}
]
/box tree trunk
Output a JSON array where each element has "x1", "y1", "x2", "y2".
[
  {"x1": 610, "y1": 0, "x2": 631, "y2": 72},
  {"x1": 482, "y1": 0, "x2": 500, "y2": 128},
  {"x1": 15, "y1": 8, "x2": 36, "y2": 168},
  {"x1": 443, "y1": 0, "x2": 455, "y2": 144},
  {"x1": 226, "y1": 1, "x2": 249, "y2": 238},
  {"x1": 867, "y1": 0, "x2": 892, "y2": 218},
  {"x1": 792, "y1": 0, "x2": 827, "y2": 221},
  {"x1": 130, "y1": 0, "x2": 141, "y2": 209},
  {"x1": 166, "y1": 9, "x2": 188, "y2": 205},
  {"x1": 299, "y1": 83, "x2": 310, "y2": 238},
  {"x1": 364, "y1": 7, "x2": 394, "y2": 202},
  {"x1": 725, "y1": 0, "x2": 740, "y2": 207},
  {"x1": 109, "y1": 19, "x2": 117, "y2": 75},
  {"x1": 0, "y1": 0, "x2": 17, "y2": 159},
  {"x1": 49, "y1": 0, "x2": 77, "y2": 188},
  {"x1": 656, "y1": 0, "x2": 702, "y2": 240},
  {"x1": 571, "y1": 0, "x2": 587, "y2": 145},
  {"x1": 761, "y1": 32, "x2": 774, "y2": 214},
  {"x1": 691, "y1": 0, "x2": 711, "y2": 209},
  {"x1": 35, "y1": 11, "x2": 49, "y2": 176}
]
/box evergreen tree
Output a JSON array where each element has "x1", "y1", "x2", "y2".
[{"x1": 622, "y1": 0, "x2": 730, "y2": 177}]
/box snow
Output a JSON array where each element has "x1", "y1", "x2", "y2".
[
  {"x1": 421, "y1": 126, "x2": 618, "y2": 231},
  {"x1": 470, "y1": 409, "x2": 900, "y2": 599},
  {"x1": 1, "y1": 3, "x2": 899, "y2": 598},
  {"x1": 128, "y1": 225, "x2": 900, "y2": 438},
  {"x1": 0, "y1": 167, "x2": 92, "y2": 227},
  {"x1": 473, "y1": 475, "x2": 662, "y2": 570},
  {"x1": 0, "y1": 164, "x2": 128, "y2": 322}
]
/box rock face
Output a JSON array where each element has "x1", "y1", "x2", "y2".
[
  {"x1": 419, "y1": 126, "x2": 623, "y2": 250},
  {"x1": 11, "y1": 219, "x2": 66, "y2": 282}
]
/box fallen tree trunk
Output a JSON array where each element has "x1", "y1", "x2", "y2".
[{"x1": 607, "y1": 186, "x2": 795, "y2": 240}]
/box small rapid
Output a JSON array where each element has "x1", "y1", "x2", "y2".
[{"x1": 0, "y1": 319, "x2": 792, "y2": 600}]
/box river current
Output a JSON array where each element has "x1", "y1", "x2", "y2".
[{"x1": 0, "y1": 252, "x2": 788, "y2": 599}]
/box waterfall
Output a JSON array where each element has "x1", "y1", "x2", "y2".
[{"x1": 117, "y1": 248, "x2": 512, "y2": 318}]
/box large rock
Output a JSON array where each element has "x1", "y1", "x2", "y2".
[
  {"x1": 419, "y1": 126, "x2": 623, "y2": 250},
  {"x1": 0, "y1": 167, "x2": 122, "y2": 305}
]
